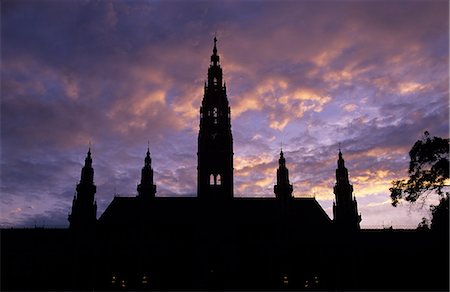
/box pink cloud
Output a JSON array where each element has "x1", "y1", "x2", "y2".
[{"x1": 1, "y1": 0, "x2": 448, "y2": 228}]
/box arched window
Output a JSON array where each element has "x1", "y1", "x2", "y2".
[
  {"x1": 217, "y1": 174, "x2": 221, "y2": 185},
  {"x1": 213, "y1": 77, "x2": 218, "y2": 85},
  {"x1": 210, "y1": 174, "x2": 215, "y2": 185},
  {"x1": 213, "y1": 108, "x2": 218, "y2": 124}
]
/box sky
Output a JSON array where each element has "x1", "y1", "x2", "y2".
[{"x1": 1, "y1": 0, "x2": 448, "y2": 228}]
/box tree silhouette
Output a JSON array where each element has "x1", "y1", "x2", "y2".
[{"x1": 390, "y1": 131, "x2": 449, "y2": 230}]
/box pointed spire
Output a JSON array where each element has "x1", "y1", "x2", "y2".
[
  {"x1": 138, "y1": 146, "x2": 156, "y2": 199},
  {"x1": 279, "y1": 149, "x2": 286, "y2": 167},
  {"x1": 274, "y1": 150, "x2": 293, "y2": 200},
  {"x1": 338, "y1": 149, "x2": 345, "y2": 169},
  {"x1": 84, "y1": 147, "x2": 92, "y2": 167},
  {"x1": 336, "y1": 150, "x2": 349, "y2": 184},
  {"x1": 80, "y1": 148, "x2": 94, "y2": 184},
  {"x1": 71, "y1": 148, "x2": 97, "y2": 229},
  {"x1": 145, "y1": 146, "x2": 151, "y2": 167},
  {"x1": 333, "y1": 148, "x2": 361, "y2": 230},
  {"x1": 337, "y1": 143, "x2": 346, "y2": 169}
]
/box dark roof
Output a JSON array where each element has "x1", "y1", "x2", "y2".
[{"x1": 98, "y1": 195, "x2": 332, "y2": 231}]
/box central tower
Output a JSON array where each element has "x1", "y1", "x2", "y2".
[{"x1": 197, "y1": 38, "x2": 233, "y2": 199}]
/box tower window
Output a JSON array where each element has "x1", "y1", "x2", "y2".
[
  {"x1": 142, "y1": 275, "x2": 149, "y2": 285},
  {"x1": 213, "y1": 108, "x2": 218, "y2": 124},
  {"x1": 213, "y1": 77, "x2": 218, "y2": 85},
  {"x1": 210, "y1": 174, "x2": 215, "y2": 185},
  {"x1": 217, "y1": 174, "x2": 221, "y2": 185}
]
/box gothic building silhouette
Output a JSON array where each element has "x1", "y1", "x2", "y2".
[
  {"x1": 1, "y1": 39, "x2": 448, "y2": 291},
  {"x1": 198, "y1": 37, "x2": 234, "y2": 200}
]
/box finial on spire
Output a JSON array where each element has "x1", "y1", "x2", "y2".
[
  {"x1": 86, "y1": 147, "x2": 91, "y2": 159},
  {"x1": 337, "y1": 147, "x2": 345, "y2": 169},
  {"x1": 338, "y1": 143, "x2": 344, "y2": 161},
  {"x1": 274, "y1": 146, "x2": 293, "y2": 199},
  {"x1": 211, "y1": 36, "x2": 219, "y2": 65},
  {"x1": 279, "y1": 149, "x2": 285, "y2": 166},
  {"x1": 144, "y1": 146, "x2": 151, "y2": 167},
  {"x1": 213, "y1": 36, "x2": 218, "y2": 55}
]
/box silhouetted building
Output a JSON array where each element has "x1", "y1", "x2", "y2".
[
  {"x1": 198, "y1": 37, "x2": 233, "y2": 200},
  {"x1": 333, "y1": 150, "x2": 361, "y2": 230},
  {"x1": 68, "y1": 148, "x2": 97, "y2": 232},
  {"x1": 274, "y1": 150, "x2": 294, "y2": 201},
  {"x1": 1, "y1": 39, "x2": 448, "y2": 291},
  {"x1": 137, "y1": 147, "x2": 156, "y2": 199}
]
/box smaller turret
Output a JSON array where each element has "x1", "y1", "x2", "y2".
[
  {"x1": 69, "y1": 148, "x2": 97, "y2": 230},
  {"x1": 137, "y1": 147, "x2": 156, "y2": 199},
  {"x1": 274, "y1": 150, "x2": 293, "y2": 201},
  {"x1": 332, "y1": 150, "x2": 361, "y2": 230}
]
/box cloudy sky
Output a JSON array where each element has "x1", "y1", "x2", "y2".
[{"x1": 1, "y1": 0, "x2": 448, "y2": 228}]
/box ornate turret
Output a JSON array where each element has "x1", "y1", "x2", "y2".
[
  {"x1": 274, "y1": 150, "x2": 293, "y2": 200},
  {"x1": 333, "y1": 150, "x2": 361, "y2": 230},
  {"x1": 197, "y1": 37, "x2": 233, "y2": 200},
  {"x1": 137, "y1": 147, "x2": 156, "y2": 199},
  {"x1": 69, "y1": 148, "x2": 97, "y2": 230}
]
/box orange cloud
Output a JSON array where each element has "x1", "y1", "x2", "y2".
[
  {"x1": 398, "y1": 82, "x2": 426, "y2": 95},
  {"x1": 343, "y1": 103, "x2": 358, "y2": 112}
]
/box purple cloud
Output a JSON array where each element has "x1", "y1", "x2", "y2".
[{"x1": 1, "y1": 0, "x2": 448, "y2": 228}]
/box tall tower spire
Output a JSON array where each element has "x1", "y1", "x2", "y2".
[
  {"x1": 198, "y1": 38, "x2": 233, "y2": 199},
  {"x1": 69, "y1": 148, "x2": 97, "y2": 230},
  {"x1": 333, "y1": 150, "x2": 361, "y2": 230},
  {"x1": 274, "y1": 150, "x2": 293, "y2": 200},
  {"x1": 137, "y1": 147, "x2": 156, "y2": 199}
]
